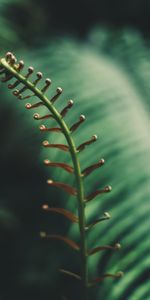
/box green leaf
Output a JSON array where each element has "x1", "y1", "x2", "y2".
[
  {"x1": 34, "y1": 34, "x2": 150, "y2": 299},
  {"x1": 1, "y1": 29, "x2": 150, "y2": 299}
]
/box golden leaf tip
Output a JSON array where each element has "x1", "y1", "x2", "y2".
[
  {"x1": 25, "y1": 103, "x2": 32, "y2": 109},
  {"x1": 39, "y1": 124, "x2": 46, "y2": 130},
  {"x1": 43, "y1": 140, "x2": 49, "y2": 146},
  {"x1": 6, "y1": 52, "x2": 13, "y2": 59},
  {"x1": 104, "y1": 212, "x2": 111, "y2": 219},
  {"x1": 68, "y1": 99, "x2": 74, "y2": 106},
  {"x1": 45, "y1": 78, "x2": 51, "y2": 84},
  {"x1": 28, "y1": 66, "x2": 34, "y2": 73},
  {"x1": 13, "y1": 89, "x2": 19, "y2": 96},
  {"x1": 19, "y1": 60, "x2": 24, "y2": 66},
  {"x1": 92, "y1": 134, "x2": 98, "y2": 141},
  {"x1": 105, "y1": 185, "x2": 112, "y2": 192},
  {"x1": 40, "y1": 231, "x2": 47, "y2": 238},
  {"x1": 17, "y1": 60, "x2": 24, "y2": 70},
  {"x1": 80, "y1": 114, "x2": 86, "y2": 121},
  {"x1": 12, "y1": 55, "x2": 17, "y2": 63},
  {"x1": 57, "y1": 87, "x2": 63, "y2": 94},
  {"x1": 115, "y1": 243, "x2": 121, "y2": 250},
  {"x1": 116, "y1": 271, "x2": 124, "y2": 277},
  {"x1": 33, "y1": 113, "x2": 40, "y2": 119},
  {"x1": 42, "y1": 204, "x2": 49, "y2": 210},
  {"x1": 37, "y1": 71, "x2": 43, "y2": 78},
  {"x1": 47, "y1": 179, "x2": 53, "y2": 184},
  {"x1": 44, "y1": 159, "x2": 50, "y2": 165},
  {"x1": 100, "y1": 158, "x2": 105, "y2": 164}
]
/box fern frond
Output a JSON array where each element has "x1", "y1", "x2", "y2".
[
  {"x1": 42, "y1": 205, "x2": 79, "y2": 223},
  {"x1": 0, "y1": 52, "x2": 122, "y2": 299}
]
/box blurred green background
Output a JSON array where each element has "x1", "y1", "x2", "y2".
[{"x1": 0, "y1": 1, "x2": 150, "y2": 299}]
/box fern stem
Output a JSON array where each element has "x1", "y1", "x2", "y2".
[{"x1": 0, "y1": 58, "x2": 89, "y2": 299}]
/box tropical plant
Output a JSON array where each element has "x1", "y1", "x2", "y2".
[
  {"x1": 0, "y1": 1, "x2": 150, "y2": 300},
  {"x1": 0, "y1": 51, "x2": 123, "y2": 300}
]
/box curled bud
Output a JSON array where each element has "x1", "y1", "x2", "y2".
[
  {"x1": 51, "y1": 87, "x2": 63, "y2": 104},
  {"x1": 116, "y1": 271, "x2": 124, "y2": 278},
  {"x1": 77, "y1": 135, "x2": 98, "y2": 152},
  {"x1": 33, "y1": 72, "x2": 43, "y2": 86},
  {"x1": 37, "y1": 72, "x2": 43, "y2": 78},
  {"x1": 40, "y1": 231, "x2": 47, "y2": 238},
  {"x1": 115, "y1": 243, "x2": 121, "y2": 250},
  {"x1": 13, "y1": 89, "x2": 20, "y2": 96},
  {"x1": 25, "y1": 67, "x2": 34, "y2": 79},
  {"x1": 25, "y1": 103, "x2": 32, "y2": 109},
  {"x1": 25, "y1": 101, "x2": 44, "y2": 109},
  {"x1": 5, "y1": 52, "x2": 16, "y2": 65},
  {"x1": 9, "y1": 55, "x2": 17, "y2": 65},
  {"x1": 60, "y1": 100, "x2": 74, "y2": 118},
  {"x1": 47, "y1": 179, "x2": 77, "y2": 196},
  {"x1": 6, "y1": 52, "x2": 13, "y2": 61},
  {"x1": 105, "y1": 185, "x2": 112, "y2": 192},
  {"x1": 42, "y1": 204, "x2": 49, "y2": 210},
  {"x1": 41, "y1": 78, "x2": 51, "y2": 93},
  {"x1": 33, "y1": 113, "x2": 40, "y2": 120},
  {"x1": 42, "y1": 140, "x2": 49, "y2": 146},
  {"x1": 70, "y1": 115, "x2": 86, "y2": 132},
  {"x1": 15, "y1": 60, "x2": 24, "y2": 71},
  {"x1": 39, "y1": 124, "x2": 46, "y2": 131},
  {"x1": 104, "y1": 212, "x2": 111, "y2": 219}
]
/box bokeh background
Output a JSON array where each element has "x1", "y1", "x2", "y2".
[{"x1": 0, "y1": 1, "x2": 150, "y2": 299}]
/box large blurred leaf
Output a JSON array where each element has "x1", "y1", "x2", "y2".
[{"x1": 1, "y1": 30, "x2": 150, "y2": 300}]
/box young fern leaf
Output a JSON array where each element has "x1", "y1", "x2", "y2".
[
  {"x1": 0, "y1": 52, "x2": 123, "y2": 299},
  {"x1": 89, "y1": 272, "x2": 124, "y2": 287},
  {"x1": 42, "y1": 205, "x2": 79, "y2": 223},
  {"x1": 40, "y1": 233, "x2": 80, "y2": 251},
  {"x1": 44, "y1": 159, "x2": 74, "y2": 173}
]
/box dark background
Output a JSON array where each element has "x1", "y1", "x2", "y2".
[{"x1": 6, "y1": 0, "x2": 150, "y2": 37}]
